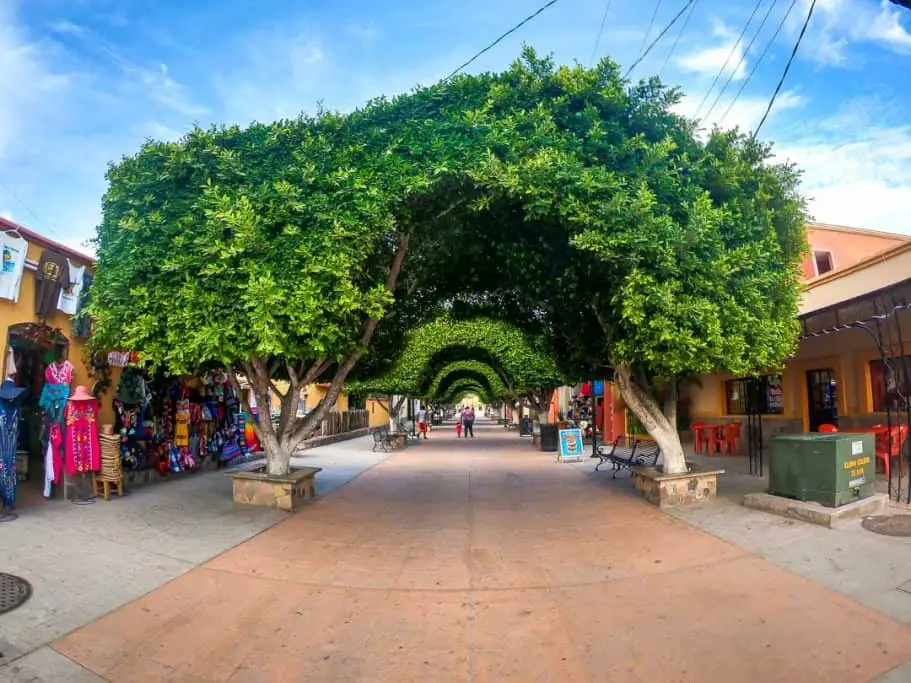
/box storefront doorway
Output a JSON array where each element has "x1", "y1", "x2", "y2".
[
  {"x1": 6, "y1": 322, "x2": 69, "y2": 505},
  {"x1": 806, "y1": 368, "x2": 838, "y2": 431}
]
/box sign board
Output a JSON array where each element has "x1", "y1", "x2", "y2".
[
  {"x1": 851, "y1": 440, "x2": 863, "y2": 456},
  {"x1": 558, "y1": 428, "x2": 585, "y2": 462}
]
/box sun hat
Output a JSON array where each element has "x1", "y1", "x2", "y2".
[{"x1": 70, "y1": 385, "x2": 95, "y2": 402}]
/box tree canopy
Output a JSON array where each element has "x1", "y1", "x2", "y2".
[
  {"x1": 425, "y1": 360, "x2": 511, "y2": 403},
  {"x1": 91, "y1": 46, "x2": 805, "y2": 476}
]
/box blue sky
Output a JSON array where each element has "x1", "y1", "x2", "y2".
[{"x1": 2, "y1": 0, "x2": 911, "y2": 254}]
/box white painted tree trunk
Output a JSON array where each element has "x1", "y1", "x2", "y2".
[{"x1": 615, "y1": 363, "x2": 687, "y2": 474}]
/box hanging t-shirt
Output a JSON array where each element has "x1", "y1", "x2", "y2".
[
  {"x1": 0, "y1": 233, "x2": 27, "y2": 302},
  {"x1": 57, "y1": 259, "x2": 85, "y2": 315},
  {"x1": 35, "y1": 250, "x2": 69, "y2": 317}
]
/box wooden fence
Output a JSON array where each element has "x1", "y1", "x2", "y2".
[{"x1": 318, "y1": 409, "x2": 369, "y2": 437}]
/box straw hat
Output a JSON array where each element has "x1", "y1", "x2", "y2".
[{"x1": 70, "y1": 385, "x2": 95, "y2": 402}]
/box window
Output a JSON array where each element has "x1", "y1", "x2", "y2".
[
  {"x1": 348, "y1": 394, "x2": 366, "y2": 410},
  {"x1": 725, "y1": 374, "x2": 784, "y2": 415},
  {"x1": 813, "y1": 250, "x2": 834, "y2": 275},
  {"x1": 870, "y1": 356, "x2": 911, "y2": 412}
]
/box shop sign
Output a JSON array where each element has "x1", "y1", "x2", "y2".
[{"x1": 558, "y1": 428, "x2": 585, "y2": 462}]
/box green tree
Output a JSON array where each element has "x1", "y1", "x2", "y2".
[
  {"x1": 461, "y1": 54, "x2": 806, "y2": 472},
  {"x1": 89, "y1": 96, "x2": 484, "y2": 476}
]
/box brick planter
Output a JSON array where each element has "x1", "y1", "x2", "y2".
[
  {"x1": 633, "y1": 466, "x2": 724, "y2": 509},
  {"x1": 228, "y1": 465, "x2": 321, "y2": 511}
]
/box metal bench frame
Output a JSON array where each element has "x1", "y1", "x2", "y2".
[
  {"x1": 372, "y1": 429, "x2": 394, "y2": 452},
  {"x1": 593, "y1": 436, "x2": 661, "y2": 477}
]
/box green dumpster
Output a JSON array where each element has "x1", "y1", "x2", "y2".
[{"x1": 769, "y1": 433, "x2": 875, "y2": 507}]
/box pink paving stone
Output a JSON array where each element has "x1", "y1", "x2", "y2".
[{"x1": 55, "y1": 421, "x2": 911, "y2": 682}]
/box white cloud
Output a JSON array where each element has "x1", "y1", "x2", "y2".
[
  {"x1": 0, "y1": 11, "x2": 71, "y2": 159},
  {"x1": 678, "y1": 42, "x2": 747, "y2": 80},
  {"x1": 0, "y1": 210, "x2": 12, "y2": 221},
  {"x1": 673, "y1": 89, "x2": 805, "y2": 133},
  {"x1": 795, "y1": 0, "x2": 911, "y2": 65},
  {"x1": 49, "y1": 20, "x2": 205, "y2": 118}
]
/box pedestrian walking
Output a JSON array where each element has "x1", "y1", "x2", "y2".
[
  {"x1": 462, "y1": 405, "x2": 475, "y2": 439},
  {"x1": 417, "y1": 405, "x2": 429, "y2": 440},
  {"x1": 455, "y1": 421, "x2": 463, "y2": 438}
]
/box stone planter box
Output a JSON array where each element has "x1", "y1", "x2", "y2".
[
  {"x1": 633, "y1": 466, "x2": 724, "y2": 509},
  {"x1": 389, "y1": 433, "x2": 409, "y2": 449},
  {"x1": 229, "y1": 465, "x2": 321, "y2": 511}
]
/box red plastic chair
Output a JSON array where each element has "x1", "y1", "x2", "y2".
[
  {"x1": 818, "y1": 424, "x2": 838, "y2": 433},
  {"x1": 691, "y1": 422, "x2": 709, "y2": 454},
  {"x1": 721, "y1": 423, "x2": 739, "y2": 455},
  {"x1": 875, "y1": 424, "x2": 908, "y2": 482},
  {"x1": 706, "y1": 425, "x2": 725, "y2": 457}
]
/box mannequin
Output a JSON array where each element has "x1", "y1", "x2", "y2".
[{"x1": 39, "y1": 348, "x2": 72, "y2": 497}]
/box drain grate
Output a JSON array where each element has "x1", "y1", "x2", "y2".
[
  {"x1": 0, "y1": 573, "x2": 31, "y2": 616},
  {"x1": 862, "y1": 515, "x2": 911, "y2": 537}
]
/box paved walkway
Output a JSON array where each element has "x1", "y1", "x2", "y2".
[
  {"x1": 47, "y1": 420, "x2": 911, "y2": 682},
  {"x1": 0, "y1": 437, "x2": 389, "y2": 682}
]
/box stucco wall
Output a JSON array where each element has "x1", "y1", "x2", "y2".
[{"x1": 802, "y1": 225, "x2": 906, "y2": 280}]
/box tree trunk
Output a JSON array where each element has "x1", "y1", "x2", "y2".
[
  {"x1": 227, "y1": 362, "x2": 294, "y2": 478},
  {"x1": 615, "y1": 362, "x2": 687, "y2": 474}
]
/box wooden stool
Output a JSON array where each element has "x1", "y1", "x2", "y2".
[{"x1": 96, "y1": 434, "x2": 125, "y2": 501}]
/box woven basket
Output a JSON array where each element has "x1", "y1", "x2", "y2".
[{"x1": 98, "y1": 434, "x2": 123, "y2": 480}]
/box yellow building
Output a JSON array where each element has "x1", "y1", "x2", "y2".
[{"x1": 685, "y1": 232, "x2": 911, "y2": 439}]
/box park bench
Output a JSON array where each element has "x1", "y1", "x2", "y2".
[
  {"x1": 372, "y1": 428, "x2": 394, "y2": 452},
  {"x1": 593, "y1": 436, "x2": 661, "y2": 477}
]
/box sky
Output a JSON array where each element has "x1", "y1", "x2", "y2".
[{"x1": 1, "y1": 0, "x2": 911, "y2": 255}]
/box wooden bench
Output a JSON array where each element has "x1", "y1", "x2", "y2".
[
  {"x1": 372, "y1": 429, "x2": 394, "y2": 452},
  {"x1": 593, "y1": 436, "x2": 661, "y2": 477}
]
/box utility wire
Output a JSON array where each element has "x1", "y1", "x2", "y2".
[
  {"x1": 754, "y1": 0, "x2": 817, "y2": 135},
  {"x1": 444, "y1": 0, "x2": 561, "y2": 80},
  {"x1": 589, "y1": 0, "x2": 613, "y2": 65},
  {"x1": 702, "y1": 0, "x2": 779, "y2": 123},
  {"x1": 718, "y1": 0, "x2": 799, "y2": 126},
  {"x1": 658, "y1": 0, "x2": 699, "y2": 79},
  {"x1": 692, "y1": 0, "x2": 765, "y2": 120},
  {"x1": 624, "y1": 0, "x2": 696, "y2": 79},
  {"x1": 635, "y1": 0, "x2": 665, "y2": 63},
  {"x1": 0, "y1": 179, "x2": 64, "y2": 241}
]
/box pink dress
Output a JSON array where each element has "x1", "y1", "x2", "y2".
[{"x1": 64, "y1": 398, "x2": 100, "y2": 475}]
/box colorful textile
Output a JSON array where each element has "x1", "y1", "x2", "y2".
[
  {"x1": 44, "y1": 360, "x2": 73, "y2": 385},
  {"x1": 40, "y1": 383, "x2": 70, "y2": 417},
  {"x1": 0, "y1": 399, "x2": 19, "y2": 509},
  {"x1": 64, "y1": 399, "x2": 101, "y2": 475}
]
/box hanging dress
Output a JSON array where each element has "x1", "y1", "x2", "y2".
[
  {"x1": 0, "y1": 398, "x2": 19, "y2": 509},
  {"x1": 64, "y1": 397, "x2": 101, "y2": 475},
  {"x1": 41, "y1": 361, "x2": 73, "y2": 497}
]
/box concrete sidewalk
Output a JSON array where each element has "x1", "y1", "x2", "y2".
[
  {"x1": 0, "y1": 436, "x2": 389, "y2": 682},
  {"x1": 50, "y1": 421, "x2": 911, "y2": 682}
]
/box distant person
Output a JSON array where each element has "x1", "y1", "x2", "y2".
[
  {"x1": 462, "y1": 405, "x2": 475, "y2": 439},
  {"x1": 417, "y1": 404, "x2": 429, "y2": 440},
  {"x1": 455, "y1": 420, "x2": 463, "y2": 438}
]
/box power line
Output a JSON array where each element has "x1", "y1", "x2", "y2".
[
  {"x1": 589, "y1": 0, "x2": 613, "y2": 65},
  {"x1": 718, "y1": 0, "x2": 799, "y2": 126},
  {"x1": 692, "y1": 0, "x2": 765, "y2": 120},
  {"x1": 624, "y1": 0, "x2": 696, "y2": 79},
  {"x1": 0, "y1": 179, "x2": 65, "y2": 241},
  {"x1": 658, "y1": 0, "x2": 700, "y2": 79},
  {"x1": 754, "y1": 0, "x2": 817, "y2": 136},
  {"x1": 702, "y1": 0, "x2": 779, "y2": 123},
  {"x1": 635, "y1": 0, "x2": 665, "y2": 63},
  {"x1": 444, "y1": 0, "x2": 561, "y2": 80}
]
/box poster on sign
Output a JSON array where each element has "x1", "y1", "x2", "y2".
[{"x1": 558, "y1": 428, "x2": 585, "y2": 462}]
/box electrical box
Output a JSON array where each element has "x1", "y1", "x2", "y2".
[{"x1": 769, "y1": 433, "x2": 875, "y2": 507}]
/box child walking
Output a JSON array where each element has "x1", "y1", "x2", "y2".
[{"x1": 455, "y1": 421, "x2": 463, "y2": 438}]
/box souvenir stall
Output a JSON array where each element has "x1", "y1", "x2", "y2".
[{"x1": 102, "y1": 357, "x2": 253, "y2": 486}]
